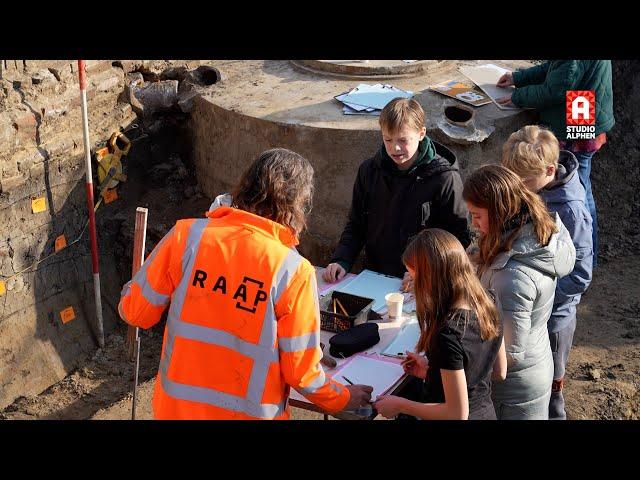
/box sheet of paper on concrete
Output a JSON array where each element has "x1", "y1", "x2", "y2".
[
  {"x1": 335, "y1": 84, "x2": 413, "y2": 115},
  {"x1": 335, "y1": 269, "x2": 404, "y2": 312},
  {"x1": 315, "y1": 267, "x2": 357, "y2": 296},
  {"x1": 336, "y1": 89, "x2": 381, "y2": 115},
  {"x1": 459, "y1": 63, "x2": 520, "y2": 110},
  {"x1": 335, "y1": 93, "x2": 372, "y2": 111},
  {"x1": 381, "y1": 319, "x2": 420, "y2": 357},
  {"x1": 430, "y1": 80, "x2": 492, "y2": 107},
  {"x1": 343, "y1": 107, "x2": 381, "y2": 116},
  {"x1": 341, "y1": 83, "x2": 413, "y2": 110},
  {"x1": 332, "y1": 354, "x2": 405, "y2": 399}
]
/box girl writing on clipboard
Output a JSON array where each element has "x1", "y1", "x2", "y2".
[{"x1": 374, "y1": 229, "x2": 506, "y2": 420}]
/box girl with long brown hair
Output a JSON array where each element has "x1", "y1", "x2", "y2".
[
  {"x1": 374, "y1": 228, "x2": 506, "y2": 420},
  {"x1": 463, "y1": 165, "x2": 576, "y2": 420}
]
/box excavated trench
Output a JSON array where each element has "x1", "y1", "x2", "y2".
[{"x1": 0, "y1": 60, "x2": 638, "y2": 420}]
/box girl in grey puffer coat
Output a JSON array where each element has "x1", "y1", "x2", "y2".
[
  {"x1": 480, "y1": 214, "x2": 575, "y2": 419},
  {"x1": 463, "y1": 165, "x2": 575, "y2": 420}
]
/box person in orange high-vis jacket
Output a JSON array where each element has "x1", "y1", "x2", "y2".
[{"x1": 119, "y1": 148, "x2": 373, "y2": 419}]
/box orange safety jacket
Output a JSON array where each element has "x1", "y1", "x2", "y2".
[{"x1": 118, "y1": 206, "x2": 350, "y2": 419}]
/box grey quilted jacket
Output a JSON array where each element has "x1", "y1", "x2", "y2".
[{"x1": 481, "y1": 214, "x2": 576, "y2": 405}]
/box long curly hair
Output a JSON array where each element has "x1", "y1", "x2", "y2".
[
  {"x1": 463, "y1": 165, "x2": 557, "y2": 274},
  {"x1": 232, "y1": 148, "x2": 314, "y2": 237},
  {"x1": 402, "y1": 229, "x2": 500, "y2": 353}
]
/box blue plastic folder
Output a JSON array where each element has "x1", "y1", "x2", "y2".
[{"x1": 340, "y1": 83, "x2": 413, "y2": 110}]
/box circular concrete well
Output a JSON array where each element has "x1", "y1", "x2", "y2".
[{"x1": 188, "y1": 60, "x2": 537, "y2": 264}]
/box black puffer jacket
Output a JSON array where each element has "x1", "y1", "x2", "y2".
[{"x1": 331, "y1": 138, "x2": 471, "y2": 278}]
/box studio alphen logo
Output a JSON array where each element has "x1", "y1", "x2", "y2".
[{"x1": 566, "y1": 90, "x2": 596, "y2": 140}]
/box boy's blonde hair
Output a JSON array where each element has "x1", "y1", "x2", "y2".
[
  {"x1": 379, "y1": 98, "x2": 425, "y2": 134},
  {"x1": 502, "y1": 125, "x2": 560, "y2": 177}
]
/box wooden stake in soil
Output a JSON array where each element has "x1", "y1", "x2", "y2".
[
  {"x1": 127, "y1": 207, "x2": 148, "y2": 360},
  {"x1": 127, "y1": 207, "x2": 148, "y2": 420}
]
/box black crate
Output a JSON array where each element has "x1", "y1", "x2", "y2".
[{"x1": 319, "y1": 291, "x2": 375, "y2": 333}]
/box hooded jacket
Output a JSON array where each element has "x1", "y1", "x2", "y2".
[
  {"x1": 511, "y1": 60, "x2": 615, "y2": 140},
  {"x1": 481, "y1": 214, "x2": 576, "y2": 405},
  {"x1": 331, "y1": 137, "x2": 471, "y2": 278},
  {"x1": 539, "y1": 151, "x2": 593, "y2": 332}
]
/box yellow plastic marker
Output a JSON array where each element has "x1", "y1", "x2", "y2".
[
  {"x1": 103, "y1": 188, "x2": 118, "y2": 204},
  {"x1": 55, "y1": 235, "x2": 67, "y2": 252},
  {"x1": 0, "y1": 280, "x2": 5, "y2": 296},
  {"x1": 60, "y1": 306, "x2": 76, "y2": 324},
  {"x1": 31, "y1": 197, "x2": 47, "y2": 213}
]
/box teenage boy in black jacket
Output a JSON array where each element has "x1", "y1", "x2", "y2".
[{"x1": 323, "y1": 98, "x2": 471, "y2": 284}]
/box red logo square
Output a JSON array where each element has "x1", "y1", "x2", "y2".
[{"x1": 566, "y1": 90, "x2": 595, "y2": 126}]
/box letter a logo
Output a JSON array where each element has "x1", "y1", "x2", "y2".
[{"x1": 566, "y1": 91, "x2": 595, "y2": 126}]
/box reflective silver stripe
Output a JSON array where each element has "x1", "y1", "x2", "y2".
[
  {"x1": 120, "y1": 281, "x2": 132, "y2": 300},
  {"x1": 328, "y1": 382, "x2": 344, "y2": 396},
  {"x1": 135, "y1": 226, "x2": 175, "y2": 280},
  {"x1": 117, "y1": 296, "x2": 128, "y2": 321},
  {"x1": 159, "y1": 363, "x2": 285, "y2": 418},
  {"x1": 136, "y1": 278, "x2": 170, "y2": 307},
  {"x1": 246, "y1": 248, "x2": 304, "y2": 415},
  {"x1": 279, "y1": 331, "x2": 320, "y2": 352},
  {"x1": 309, "y1": 273, "x2": 320, "y2": 311},
  {"x1": 119, "y1": 227, "x2": 175, "y2": 315},
  {"x1": 161, "y1": 220, "x2": 209, "y2": 376},
  {"x1": 170, "y1": 320, "x2": 278, "y2": 363},
  {"x1": 296, "y1": 369, "x2": 327, "y2": 395}
]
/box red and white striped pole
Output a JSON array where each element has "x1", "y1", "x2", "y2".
[{"x1": 78, "y1": 60, "x2": 105, "y2": 348}]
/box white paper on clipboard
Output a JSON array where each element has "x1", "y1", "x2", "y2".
[
  {"x1": 381, "y1": 319, "x2": 420, "y2": 357},
  {"x1": 335, "y1": 269, "x2": 414, "y2": 313},
  {"x1": 332, "y1": 354, "x2": 405, "y2": 400}
]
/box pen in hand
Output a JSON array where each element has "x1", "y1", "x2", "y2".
[
  {"x1": 401, "y1": 351, "x2": 416, "y2": 369},
  {"x1": 342, "y1": 376, "x2": 355, "y2": 385}
]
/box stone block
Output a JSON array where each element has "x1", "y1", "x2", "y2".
[
  {"x1": 12, "y1": 111, "x2": 38, "y2": 143},
  {"x1": 0, "y1": 116, "x2": 16, "y2": 146},
  {"x1": 47, "y1": 61, "x2": 75, "y2": 81},
  {"x1": 0, "y1": 174, "x2": 26, "y2": 193},
  {"x1": 28, "y1": 161, "x2": 46, "y2": 184},
  {"x1": 31, "y1": 69, "x2": 57, "y2": 86},
  {"x1": 85, "y1": 60, "x2": 112, "y2": 76},
  {"x1": 96, "y1": 74, "x2": 121, "y2": 93},
  {"x1": 113, "y1": 60, "x2": 143, "y2": 73},
  {"x1": 1, "y1": 157, "x2": 19, "y2": 178},
  {"x1": 15, "y1": 148, "x2": 46, "y2": 174}
]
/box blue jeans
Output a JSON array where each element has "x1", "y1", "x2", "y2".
[{"x1": 571, "y1": 150, "x2": 599, "y2": 267}]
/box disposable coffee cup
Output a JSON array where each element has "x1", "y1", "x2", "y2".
[{"x1": 385, "y1": 292, "x2": 404, "y2": 319}]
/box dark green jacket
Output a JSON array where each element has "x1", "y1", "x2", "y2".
[{"x1": 511, "y1": 60, "x2": 615, "y2": 140}]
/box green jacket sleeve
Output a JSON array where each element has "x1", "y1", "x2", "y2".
[
  {"x1": 512, "y1": 62, "x2": 550, "y2": 87},
  {"x1": 512, "y1": 61, "x2": 580, "y2": 109}
]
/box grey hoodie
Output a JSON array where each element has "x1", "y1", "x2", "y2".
[{"x1": 481, "y1": 213, "x2": 576, "y2": 405}]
